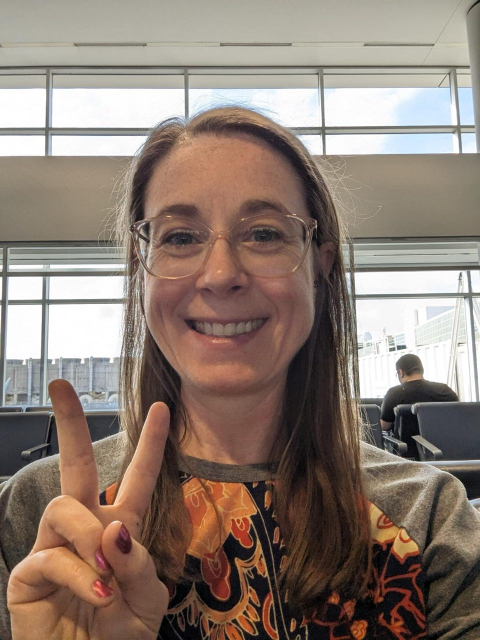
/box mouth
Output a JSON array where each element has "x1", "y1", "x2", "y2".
[{"x1": 186, "y1": 318, "x2": 268, "y2": 337}]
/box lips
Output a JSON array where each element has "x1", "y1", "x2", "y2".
[{"x1": 187, "y1": 318, "x2": 267, "y2": 336}]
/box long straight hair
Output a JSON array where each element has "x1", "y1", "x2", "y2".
[{"x1": 115, "y1": 106, "x2": 371, "y2": 614}]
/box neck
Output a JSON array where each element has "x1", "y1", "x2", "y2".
[
  {"x1": 402, "y1": 373, "x2": 424, "y2": 382},
  {"x1": 178, "y1": 382, "x2": 286, "y2": 465}
]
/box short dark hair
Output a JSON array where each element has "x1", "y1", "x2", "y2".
[{"x1": 396, "y1": 353, "x2": 424, "y2": 376}]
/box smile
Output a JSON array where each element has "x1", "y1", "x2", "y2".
[{"x1": 188, "y1": 318, "x2": 267, "y2": 336}]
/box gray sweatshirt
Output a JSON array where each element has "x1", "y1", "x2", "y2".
[{"x1": 0, "y1": 435, "x2": 479, "y2": 639}]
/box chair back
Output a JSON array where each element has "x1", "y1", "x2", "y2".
[
  {"x1": 85, "y1": 412, "x2": 120, "y2": 441},
  {"x1": 360, "y1": 398, "x2": 383, "y2": 408},
  {"x1": 413, "y1": 402, "x2": 480, "y2": 460},
  {"x1": 0, "y1": 412, "x2": 51, "y2": 477},
  {"x1": 0, "y1": 407, "x2": 22, "y2": 412},
  {"x1": 425, "y1": 460, "x2": 480, "y2": 500},
  {"x1": 361, "y1": 404, "x2": 384, "y2": 449},
  {"x1": 25, "y1": 405, "x2": 53, "y2": 412}
]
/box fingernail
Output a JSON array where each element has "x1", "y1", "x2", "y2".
[
  {"x1": 95, "y1": 548, "x2": 111, "y2": 571},
  {"x1": 93, "y1": 579, "x2": 114, "y2": 598},
  {"x1": 115, "y1": 523, "x2": 132, "y2": 554}
]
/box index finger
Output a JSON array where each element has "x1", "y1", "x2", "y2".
[
  {"x1": 114, "y1": 402, "x2": 170, "y2": 523},
  {"x1": 49, "y1": 379, "x2": 99, "y2": 509}
]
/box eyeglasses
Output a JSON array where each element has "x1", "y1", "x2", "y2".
[{"x1": 129, "y1": 213, "x2": 317, "y2": 280}]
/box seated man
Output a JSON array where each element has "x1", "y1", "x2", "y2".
[{"x1": 380, "y1": 354, "x2": 458, "y2": 459}]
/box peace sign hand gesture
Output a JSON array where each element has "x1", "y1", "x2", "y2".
[{"x1": 7, "y1": 380, "x2": 169, "y2": 640}]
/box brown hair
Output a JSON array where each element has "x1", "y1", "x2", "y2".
[
  {"x1": 115, "y1": 106, "x2": 371, "y2": 614},
  {"x1": 396, "y1": 353, "x2": 424, "y2": 376}
]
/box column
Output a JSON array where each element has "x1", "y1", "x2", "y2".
[{"x1": 467, "y1": 0, "x2": 480, "y2": 149}]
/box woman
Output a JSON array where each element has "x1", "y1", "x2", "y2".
[{"x1": 2, "y1": 107, "x2": 480, "y2": 639}]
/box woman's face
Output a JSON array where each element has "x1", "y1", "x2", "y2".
[{"x1": 143, "y1": 133, "x2": 332, "y2": 398}]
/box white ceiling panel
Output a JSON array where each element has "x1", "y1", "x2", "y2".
[{"x1": 0, "y1": 0, "x2": 476, "y2": 68}]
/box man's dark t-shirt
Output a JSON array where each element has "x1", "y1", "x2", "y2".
[{"x1": 381, "y1": 379, "x2": 458, "y2": 459}]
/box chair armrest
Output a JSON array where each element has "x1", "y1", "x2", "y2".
[
  {"x1": 21, "y1": 443, "x2": 49, "y2": 462},
  {"x1": 469, "y1": 497, "x2": 480, "y2": 511},
  {"x1": 412, "y1": 435, "x2": 443, "y2": 461},
  {"x1": 382, "y1": 433, "x2": 408, "y2": 456}
]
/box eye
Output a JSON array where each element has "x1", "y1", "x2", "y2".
[
  {"x1": 249, "y1": 227, "x2": 283, "y2": 243},
  {"x1": 162, "y1": 229, "x2": 202, "y2": 247}
]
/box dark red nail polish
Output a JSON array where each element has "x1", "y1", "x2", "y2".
[
  {"x1": 95, "y1": 548, "x2": 111, "y2": 571},
  {"x1": 93, "y1": 579, "x2": 113, "y2": 598},
  {"x1": 116, "y1": 523, "x2": 132, "y2": 554}
]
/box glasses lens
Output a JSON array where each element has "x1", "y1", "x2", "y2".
[
  {"x1": 141, "y1": 217, "x2": 210, "y2": 278},
  {"x1": 232, "y1": 215, "x2": 308, "y2": 277}
]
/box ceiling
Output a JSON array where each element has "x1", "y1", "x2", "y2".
[{"x1": 0, "y1": 0, "x2": 476, "y2": 69}]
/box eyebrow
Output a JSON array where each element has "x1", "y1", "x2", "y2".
[{"x1": 154, "y1": 199, "x2": 292, "y2": 220}]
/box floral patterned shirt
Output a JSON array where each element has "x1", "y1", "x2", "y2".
[{"x1": 100, "y1": 455, "x2": 427, "y2": 640}]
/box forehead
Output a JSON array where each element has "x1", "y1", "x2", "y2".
[{"x1": 144, "y1": 133, "x2": 309, "y2": 222}]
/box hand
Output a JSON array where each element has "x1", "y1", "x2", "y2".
[{"x1": 7, "y1": 379, "x2": 170, "y2": 640}]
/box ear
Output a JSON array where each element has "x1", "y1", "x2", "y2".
[{"x1": 317, "y1": 241, "x2": 336, "y2": 278}]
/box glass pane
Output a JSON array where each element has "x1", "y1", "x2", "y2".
[
  {"x1": 326, "y1": 133, "x2": 453, "y2": 154},
  {"x1": 8, "y1": 277, "x2": 43, "y2": 300},
  {"x1": 462, "y1": 134, "x2": 477, "y2": 153},
  {"x1": 49, "y1": 276, "x2": 124, "y2": 299},
  {"x1": 47, "y1": 304, "x2": 123, "y2": 406},
  {"x1": 355, "y1": 271, "x2": 462, "y2": 295},
  {"x1": 298, "y1": 134, "x2": 322, "y2": 155},
  {"x1": 52, "y1": 135, "x2": 147, "y2": 156},
  {"x1": 356, "y1": 298, "x2": 467, "y2": 398},
  {"x1": 9, "y1": 246, "x2": 125, "y2": 271},
  {"x1": 52, "y1": 74, "x2": 185, "y2": 127},
  {"x1": 458, "y1": 87, "x2": 474, "y2": 125},
  {"x1": 354, "y1": 241, "x2": 480, "y2": 270},
  {"x1": 472, "y1": 271, "x2": 480, "y2": 292},
  {"x1": 0, "y1": 75, "x2": 46, "y2": 127},
  {"x1": 0, "y1": 136, "x2": 45, "y2": 156},
  {"x1": 189, "y1": 75, "x2": 320, "y2": 127},
  {"x1": 325, "y1": 75, "x2": 451, "y2": 126},
  {"x1": 5, "y1": 305, "x2": 42, "y2": 406}
]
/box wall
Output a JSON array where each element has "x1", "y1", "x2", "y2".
[{"x1": 0, "y1": 154, "x2": 479, "y2": 242}]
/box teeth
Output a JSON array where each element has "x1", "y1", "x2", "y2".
[{"x1": 192, "y1": 318, "x2": 265, "y2": 336}]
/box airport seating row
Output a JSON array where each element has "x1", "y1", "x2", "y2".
[
  {"x1": 360, "y1": 401, "x2": 480, "y2": 508},
  {"x1": 0, "y1": 411, "x2": 119, "y2": 482}
]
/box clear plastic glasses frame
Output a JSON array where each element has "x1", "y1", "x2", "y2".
[{"x1": 129, "y1": 213, "x2": 317, "y2": 280}]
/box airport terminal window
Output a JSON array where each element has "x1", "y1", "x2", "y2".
[
  {"x1": 189, "y1": 74, "x2": 320, "y2": 128},
  {"x1": 0, "y1": 75, "x2": 46, "y2": 128},
  {"x1": 1, "y1": 246, "x2": 125, "y2": 407},
  {"x1": 52, "y1": 135, "x2": 147, "y2": 156},
  {"x1": 325, "y1": 133, "x2": 454, "y2": 155},
  {"x1": 0, "y1": 66, "x2": 475, "y2": 157},
  {"x1": 324, "y1": 74, "x2": 451, "y2": 127},
  {"x1": 52, "y1": 74, "x2": 185, "y2": 128},
  {"x1": 0, "y1": 136, "x2": 45, "y2": 156},
  {"x1": 462, "y1": 133, "x2": 477, "y2": 153}
]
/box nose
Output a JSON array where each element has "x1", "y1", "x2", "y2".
[{"x1": 196, "y1": 238, "x2": 247, "y2": 295}]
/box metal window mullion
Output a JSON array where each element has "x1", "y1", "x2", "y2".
[
  {"x1": 0, "y1": 250, "x2": 8, "y2": 406},
  {"x1": 449, "y1": 69, "x2": 463, "y2": 153},
  {"x1": 0, "y1": 128, "x2": 45, "y2": 135},
  {"x1": 7, "y1": 298, "x2": 124, "y2": 305},
  {"x1": 355, "y1": 292, "x2": 467, "y2": 300},
  {"x1": 319, "y1": 68, "x2": 326, "y2": 155},
  {"x1": 465, "y1": 271, "x2": 480, "y2": 400},
  {"x1": 39, "y1": 276, "x2": 49, "y2": 405},
  {"x1": 45, "y1": 69, "x2": 53, "y2": 156},
  {"x1": 184, "y1": 69, "x2": 189, "y2": 118}
]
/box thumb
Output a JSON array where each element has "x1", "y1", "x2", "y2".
[{"x1": 102, "y1": 520, "x2": 169, "y2": 633}]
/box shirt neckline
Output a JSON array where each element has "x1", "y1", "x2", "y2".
[{"x1": 178, "y1": 454, "x2": 276, "y2": 482}]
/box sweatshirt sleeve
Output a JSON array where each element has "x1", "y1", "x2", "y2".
[
  {"x1": 363, "y1": 443, "x2": 480, "y2": 639},
  {"x1": 0, "y1": 433, "x2": 124, "y2": 640}
]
